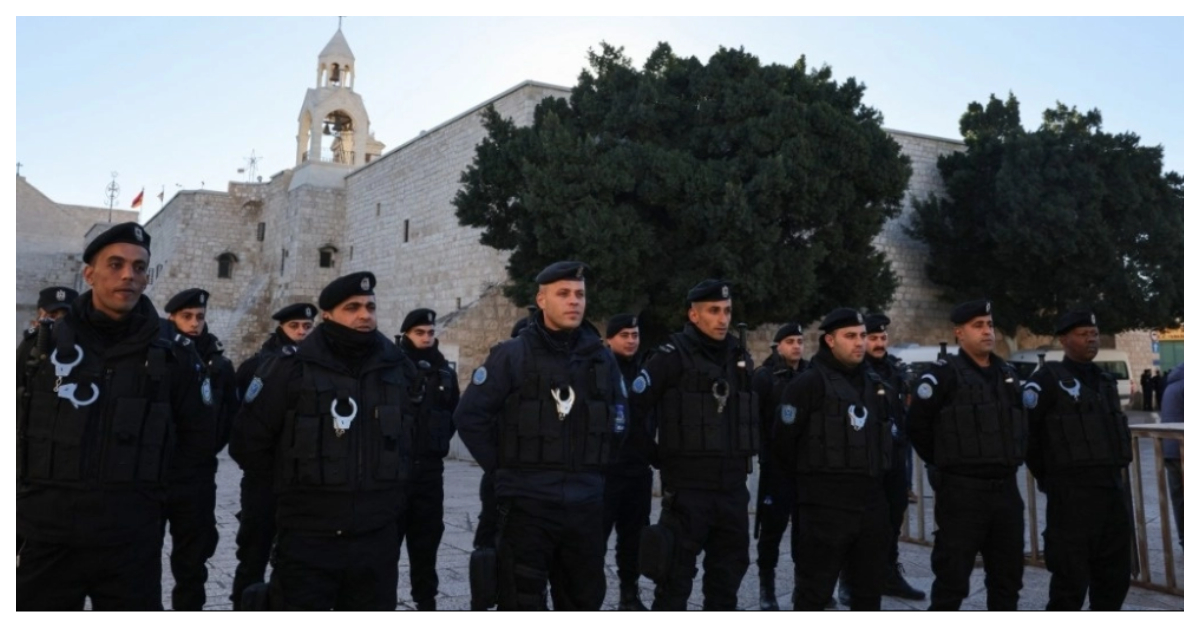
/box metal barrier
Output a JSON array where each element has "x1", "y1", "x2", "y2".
[{"x1": 899, "y1": 423, "x2": 1183, "y2": 596}]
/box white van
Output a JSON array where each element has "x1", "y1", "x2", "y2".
[{"x1": 1008, "y1": 347, "x2": 1133, "y2": 409}]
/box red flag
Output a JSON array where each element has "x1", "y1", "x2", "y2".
[{"x1": 131, "y1": 189, "x2": 144, "y2": 209}]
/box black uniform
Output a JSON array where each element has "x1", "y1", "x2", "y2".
[
  {"x1": 16, "y1": 292, "x2": 208, "y2": 610},
  {"x1": 602, "y1": 349, "x2": 653, "y2": 607},
  {"x1": 229, "y1": 322, "x2": 417, "y2": 610},
  {"x1": 229, "y1": 328, "x2": 299, "y2": 609},
  {"x1": 774, "y1": 347, "x2": 893, "y2": 610},
  {"x1": 160, "y1": 320, "x2": 238, "y2": 610},
  {"x1": 632, "y1": 323, "x2": 757, "y2": 610},
  {"x1": 454, "y1": 315, "x2": 627, "y2": 611},
  {"x1": 1025, "y1": 358, "x2": 1133, "y2": 610},
  {"x1": 908, "y1": 351, "x2": 1027, "y2": 610},
  {"x1": 868, "y1": 354, "x2": 918, "y2": 575},
  {"x1": 396, "y1": 335, "x2": 460, "y2": 610},
  {"x1": 750, "y1": 354, "x2": 806, "y2": 594}
]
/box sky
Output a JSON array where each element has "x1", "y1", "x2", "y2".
[{"x1": 14, "y1": 15, "x2": 1184, "y2": 224}]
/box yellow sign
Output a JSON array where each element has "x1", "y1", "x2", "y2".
[{"x1": 1158, "y1": 325, "x2": 1184, "y2": 342}]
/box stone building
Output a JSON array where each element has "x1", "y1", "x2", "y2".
[{"x1": 15, "y1": 26, "x2": 1160, "y2": 395}]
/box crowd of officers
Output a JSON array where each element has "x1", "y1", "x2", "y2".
[{"x1": 16, "y1": 221, "x2": 1138, "y2": 611}]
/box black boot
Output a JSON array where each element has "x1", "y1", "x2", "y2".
[
  {"x1": 881, "y1": 562, "x2": 926, "y2": 600},
  {"x1": 836, "y1": 577, "x2": 852, "y2": 607},
  {"x1": 618, "y1": 580, "x2": 648, "y2": 611},
  {"x1": 759, "y1": 571, "x2": 780, "y2": 611}
]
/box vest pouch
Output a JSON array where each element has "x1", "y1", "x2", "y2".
[
  {"x1": 1061, "y1": 410, "x2": 1091, "y2": 462},
  {"x1": 680, "y1": 391, "x2": 706, "y2": 451},
  {"x1": 24, "y1": 389, "x2": 61, "y2": 481},
  {"x1": 934, "y1": 407, "x2": 963, "y2": 466},
  {"x1": 822, "y1": 406, "x2": 846, "y2": 469},
  {"x1": 47, "y1": 396, "x2": 90, "y2": 482},
  {"x1": 289, "y1": 412, "x2": 322, "y2": 485},
  {"x1": 659, "y1": 390, "x2": 684, "y2": 453},
  {"x1": 735, "y1": 391, "x2": 758, "y2": 454},
  {"x1": 137, "y1": 402, "x2": 170, "y2": 482},
  {"x1": 321, "y1": 412, "x2": 351, "y2": 486},
  {"x1": 701, "y1": 394, "x2": 723, "y2": 452},
  {"x1": 584, "y1": 400, "x2": 610, "y2": 467},
  {"x1": 955, "y1": 406, "x2": 983, "y2": 460},
  {"x1": 105, "y1": 397, "x2": 148, "y2": 482},
  {"x1": 1079, "y1": 401, "x2": 1109, "y2": 454},
  {"x1": 537, "y1": 401, "x2": 565, "y2": 466},
  {"x1": 975, "y1": 403, "x2": 1003, "y2": 460},
  {"x1": 375, "y1": 405, "x2": 402, "y2": 481}
]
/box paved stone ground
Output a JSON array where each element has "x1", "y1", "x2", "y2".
[{"x1": 169, "y1": 411, "x2": 1182, "y2": 611}]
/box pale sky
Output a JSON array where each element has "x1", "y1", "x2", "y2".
[{"x1": 14, "y1": 15, "x2": 1184, "y2": 224}]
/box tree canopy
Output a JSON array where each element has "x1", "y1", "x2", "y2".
[
  {"x1": 454, "y1": 42, "x2": 912, "y2": 334},
  {"x1": 906, "y1": 94, "x2": 1184, "y2": 336}
]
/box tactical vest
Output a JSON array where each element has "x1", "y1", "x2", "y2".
[
  {"x1": 656, "y1": 335, "x2": 759, "y2": 459},
  {"x1": 933, "y1": 355, "x2": 1027, "y2": 468},
  {"x1": 1038, "y1": 362, "x2": 1133, "y2": 472},
  {"x1": 498, "y1": 337, "x2": 617, "y2": 471},
  {"x1": 18, "y1": 326, "x2": 176, "y2": 489},
  {"x1": 413, "y1": 359, "x2": 457, "y2": 459},
  {"x1": 277, "y1": 361, "x2": 414, "y2": 491},
  {"x1": 796, "y1": 363, "x2": 892, "y2": 477}
]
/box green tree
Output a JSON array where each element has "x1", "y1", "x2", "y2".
[
  {"x1": 907, "y1": 94, "x2": 1184, "y2": 335},
  {"x1": 454, "y1": 42, "x2": 912, "y2": 333}
]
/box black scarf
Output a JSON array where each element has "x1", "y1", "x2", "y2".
[
  {"x1": 319, "y1": 320, "x2": 381, "y2": 371},
  {"x1": 77, "y1": 292, "x2": 156, "y2": 351},
  {"x1": 682, "y1": 322, "x2": 731, "y2": 364}
]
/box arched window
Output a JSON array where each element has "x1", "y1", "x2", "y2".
[
  {"x1": 319, "y1": 244, "x2": 338, "y2": 269},
  {"x1": 217, "y1": 252, "x2": 239, "y2": 279}
]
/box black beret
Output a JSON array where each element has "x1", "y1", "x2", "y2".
[
  {"x1": 773, "y1": 322, "x2": 803, "y2": 343},
  {"x1": 686, "y1": 279, "x2": 731, "y2": 304},
  {"x1": 864, "y1": 313, "x2": 891, "y2": 334},
  {"x1": 535, "y1": 261, "x2": 588, "y2": 284},
  {"x1": 319, "y1": 271, "x2": 376, "y2": 311},
  {"x1": 401, "y1": 308, "x2": 437, "y2": 333},
  {"x1": 164, "y1": 288, "x2": 210, "y2": 313},
  {"x1": 38, "y1": 286, "x2": 78, "y2": 312},
  {"x1": 272, "y1": 302, "x2": 317, "y2": 322},
  {"x1": 83, "y1": 222, "x2": 151, "y2": 264},
  {"x1": 819, "y1": 307, "x2": 865, "y2": 333},
  {"x1": 950, "y1": 299, "x2": 992, "y2": 325},
  {"x1": 1054, "y1": 309, "x2": 1098, "y2": 336},
  {"x1": 605, "y1": 313, "x2": 639, "y2": 338}
]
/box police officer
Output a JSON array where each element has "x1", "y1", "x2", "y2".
[
  {"x1": 455, "y1": 261, "x2": 626, "y2": 611},
  {"x1": 1024, "y1": 309, "x2": 1133, "y2": 610},
  {"x1": 229, "y1": 302, "x2": 316, "y2": 609},
  {"x1": 159, "y1": 287, "x2": 238, "y2": 609},
  {"x1": 908, "y1": 299, "x2": 1027, "y2": 610},
  {"x1": 751, "y1": 322, "x2": 806, "y2": 610},
  {"x1": 774, "y1": 309, "x2": 893, "y2": 611},
  {"x1": 230, "y1": 271, "x2": 417, "y2": 610},
  {"x1": 395, "y1": 307, "x2": 460, "y2": 610},
  {"x1": 632, "y1": 279, "x2": 757, "y2": 611},
  {"x1": 837, "y1": 313, "x2": 926, "y2": 605},
  {"x1": 602, "y1": 312, "x2": 652, "y2": 610},
  {"x1": 17, "y1": 222, "x2": 208, "y2": 610},
  {"x1": 23, "y1": 286, "x2": 79, "y2": 338}
]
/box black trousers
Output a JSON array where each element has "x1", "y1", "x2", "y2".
[
  {"x1": 231, "y1": 472, "x2": 276, "y2": 609},
  {"x1": 883, "y1": 446, "x2": 911, "y2": 564},
  {"x1": 651, "y1": 485, "x2": 750, "y2": 611},
  {"x1": 496, "y1": 496, "x2": 606, "y2": 611},
  {"x1": 1043, "y1": 478, "x2": 1132, "y2": 610},
  {"x1": 271, "y1": 524, "x2": 400, "y2": 610},
  {"x1": 929, "y1": 474, "x2": 1024, "y2": 610},
  {"x1": 756, "y1": 460, "x2": 797, "y2": 573},
  {"x1": 603, "y1": 469, "x2": 653, "y2": 586},
  {"x1": 16, "y1": 536, "x2": 164, "y2": 610},
  {"x1": 398, "y1": 462, "x2": 446, "y2": 606},
  {"x1": 163, "y1": 478, "x2": 219, "y2": 610},
  {"x1": 793, "y1": 493, "x2": 891, "y2": 611}
]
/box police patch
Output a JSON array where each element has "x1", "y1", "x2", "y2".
[
  {"x1": 632, "y1": 370, "x2": 649, "y2": 394},
  {"x1": 245, "y1": 376, "x2": 264, "y2": 403},
  {"x1": 472, "y1": 366, "x2": 488, "y2": 385},
  {"x1": 201, "y1": 377, "x2": 213, "y2": 406},
  {"x1": 780, "y1": 404, "x2": 797, "y2": 425},
  {"x1": 1022, "y1": 388, "x2": 1039, "y2": 409},
  {"x1": 917, "y1": 382, "x2": 934, "y2": 400}
]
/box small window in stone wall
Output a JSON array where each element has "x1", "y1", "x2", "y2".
[
  {"x1": 280, "y1": 248, "x2": 287, "y2": 275},
  {"x1": 319, "y1": 244, "x2": 338, "y2": 269},
  {"x1": 404, "y1": 219, "x2": 410, "y2": 243},
  {"x1": 257, "y1": 222, "x2": 266, "y2": 242},
  {"x1": 217, "y1": 252, "x2": 238, "y2": 279}
]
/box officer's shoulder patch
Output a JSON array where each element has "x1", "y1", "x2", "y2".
[
  {"x1": 1022, "y1": 387, "x2": 1039, "y2": 409},
  {"x1": 916, "y1": 382, "x2": 934, "y2": 400},
  {"x1": 657, "y1": 343, "x2": 676, "y2": 354},
  {"x1": 472, "y1": 366, "x2": 488, "y2": 385},
  {"x1": 632, "y1": 371, "x2": 649, "y2": 394},
  {"x1": 244, "y1": 376, "x2": 264, "y2": 404},
  {"x1": 780, "y1": 404, "x2": 797, "y2": 425}
]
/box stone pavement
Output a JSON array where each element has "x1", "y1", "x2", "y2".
[{"x1": 172, "y1": 411, "x2": 1183, "y2": 611}]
